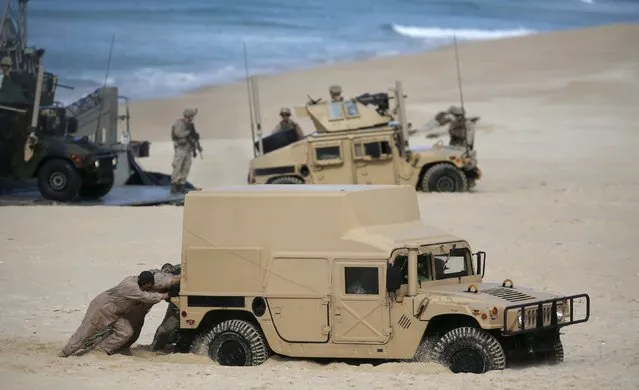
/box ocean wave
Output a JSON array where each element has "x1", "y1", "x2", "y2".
[{"x1": 390, "y1": 24, "x2": 537, "y2": 41}]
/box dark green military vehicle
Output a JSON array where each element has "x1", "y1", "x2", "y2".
[{"x1": 0, "y1": 0, "x2": 117, "y2": 202}]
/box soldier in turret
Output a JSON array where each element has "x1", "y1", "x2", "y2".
[
  {"x1": 272, "y1": 107, "x2": 304, "y2": 140},
  {"x1": 329, "y1": 84, "x2": 344, "y2": 102}
]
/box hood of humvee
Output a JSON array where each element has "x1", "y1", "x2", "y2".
[
  {"x1": 418, "y1": 282, "x2": 561, "y2": 307},
  {"x1": 250, "y1": 141, "x2": 307, "y2": 168},
  {"x1": 410, "y1": 144, "x2": 464, "y2": 155}
]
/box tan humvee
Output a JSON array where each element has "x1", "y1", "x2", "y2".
[
  {"x1": 170, "y1": 185, "x2": 590, "y2": 373},
  {"x1": 246, "y1": 80, "x2": 480, "y2": 192}
]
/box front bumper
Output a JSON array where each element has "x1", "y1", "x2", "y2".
[
  {"x1": 81, "y1": 155, "x2": 117, "y2": 186},
  {"x1": 502, "y1": 293, "x2": 590, "y2": 336}
]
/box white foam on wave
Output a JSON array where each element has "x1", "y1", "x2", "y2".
[{"x1": 391, "y1": 24, "x2": 536, "y2": 41}]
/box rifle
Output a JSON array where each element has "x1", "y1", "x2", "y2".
[{"x1": 186, "y1": 123, "x2": 203, "y2": 159}]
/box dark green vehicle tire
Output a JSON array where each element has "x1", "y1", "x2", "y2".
[
  {"x1": 37, "y1": 158, "x2": 82, "y2": 202},
  {"x1": 79, "y1": 181, "x2": 114, "y2": 199}
]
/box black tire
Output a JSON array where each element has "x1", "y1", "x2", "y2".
[
  {"x1": 269, "y1": 176, "x2": 304, "y2": 184},
  {"x1": 190, "y1": 319, "x2": 270, "y2": 366},
  {"x1": 536, "y1": 338, "x2": 564, "y2": 365},
  {"x1": 37, "y1": 159, "x2": 81, "y2": 202},
  {"x1": 430, "y1": 327, "x2": 506, "y2": 374},
  {"x1": 78, "y1": 180, "x2": 114, "y2": 199},
  {"x1": 421, "y1": 163, "x2": 468, "y2": 193}
]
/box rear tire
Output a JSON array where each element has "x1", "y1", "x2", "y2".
[
  {"x1": 37, "y1": 159, "x2": 81, "y2": 202},
  {"x1": 269, "y1": 176, "x2": 304, "y2": 184},
  {"x1": 430, "y1": 327, "x2": 506, "y2": 374},
  {"x1": 190, "y1": 319, "x2": 270, "y2": 366},
  {"x1": 421, "y1": 163, "x2": 468, "y2": 193}
]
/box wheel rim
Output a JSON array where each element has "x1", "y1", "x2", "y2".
[
  {"x1": 435, "y1": 176, "x2": 456, "y2": 192},
  {"x1": 449, "y1": 348, "x2": 486, "y2": 374},
  {"x1": 211, "y1": 334, "x2": 248, "y2": 366},
  {"x1": 49, "y1": 172, "x2": 67, "y2": 191}
]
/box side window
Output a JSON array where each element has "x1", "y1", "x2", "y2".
[
  {"x1": 395, "y1": 254, "x2": 432, "y2": 284},
  {"x1": 433, "y1": 250, "x2": 470, "y2": 279},
  {"x1": 345, "y1": 266, "x2": 379, "y2": 295},
  {"x1": 354, "y1": 140, "x2": 392, "y2": 160},
  {"x1": 315, "y1": 145, "x2": 341, "y2": 161}
]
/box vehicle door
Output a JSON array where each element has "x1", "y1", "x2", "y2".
[
  {"x1": 351, "y1": 136, "x2": 397, "y2": 185},
  {"x1": 308, "y1": 139, "x2": 353, "y2": 184},
  {"x1": 331, "y1": 260, "x2": 391, "y2": 344}
]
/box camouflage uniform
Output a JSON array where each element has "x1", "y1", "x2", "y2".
[
  {"x1": 0, "y1": 56, "x2": 12, "y2": 90},
  {"x1": 272, "y1": 107, "x2": 304, "y2": 140},
  {"x1": 329, "y1": 84, "x2": 344, "y2": 102},
  {"x1": 412, "y1": 105, "x2": 477, "y2": 150},
  {"x1": 170, "y1": 108, "x2": 198, "y2": 194},
  {"x1": 60, "y1": 273, "x2": 169, "y2": 357},
  {"x1": 150, "y1": 263, "x2": 182, "y2": 351}
]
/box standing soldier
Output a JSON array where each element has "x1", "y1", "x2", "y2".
[
  {"x1": 271, "y1": 107, "x2": 304, "y2": 140},
  {"x1": 0, "y1": 56, "x2": 13, "y2": 90},
  {"x1": 329, "y1": 84, "x2": 344, "y2": 102},
  {"x1": 170, "y1": 108, "x2": 199, "y2": 194},
  {"x1": 410, "y1": 105, "x2": 479, "y2": 150}
]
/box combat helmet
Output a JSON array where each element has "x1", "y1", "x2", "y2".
[
  {"x1": 448, "y1": 105, "x2": 465, "y2": 116},
  {"x1": 329, "y1": 84, "x2": 342, "y2": 95},
  {"x1": 0, "y1": 56, "x2": 12, "y2": 67},
  {"x1": 279, "y1": 107, "x2": 291, "y2": 115},
  {"x1": 183, "y1": 108, "x2": 198, "y2": 117}
]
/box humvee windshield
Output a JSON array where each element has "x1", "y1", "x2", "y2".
[
  {"x1": 328, "y1": 102, "x2": 343, "y2": 120},
  {"x1": 393, "y1": 247, "x2": 472, "y2": 282}
]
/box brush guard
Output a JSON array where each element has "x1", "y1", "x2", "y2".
[{"x1": 502, "y1": 293, "x2": 590, "y2": 336}]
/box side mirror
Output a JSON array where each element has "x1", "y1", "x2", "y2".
[
  {"x1": 386, "y1": 263, "x2": 402, "y2": 292},
  {"x1": 475, "y1": 251, "x2": 486, "y2": 278}
]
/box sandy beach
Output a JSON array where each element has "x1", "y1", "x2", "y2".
[{"x1": 1, "y1": 23, "x2": 639, "y2": 389}]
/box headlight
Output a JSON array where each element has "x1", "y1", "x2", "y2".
[
  {"x1": 556, "y1": 301, "x2": 566, "y2": 322},
  {"x1": 93, "y1": 160, "x2": 100, "y2": 168},
  {"x1": 112, "y1": 157, "x2": 117, "y2": 166},
  {"x1": 517, "y1": 310, "x2": 523, "y2": 327}
]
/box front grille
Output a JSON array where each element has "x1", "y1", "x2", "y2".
[
  {"x1": 482, "y1": 287, "x2": 535, "y2": 302},
  {"x1": 521, "y1": 305, "x2": 553, "y2": 328}
]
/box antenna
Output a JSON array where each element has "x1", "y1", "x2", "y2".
[
  {"x1": 94, "y1": 34, "x2": 115, "y2": 144},
  {"x1": 243, "y1": 41, "x2": 258, "y2": 157},
  {"x1": 452, "y1": 34, "x2": 469, "y2": 154}
]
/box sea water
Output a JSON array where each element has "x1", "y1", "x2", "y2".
[{"x1": 26, "y1": 0, "x2": 639, "y2": 103}]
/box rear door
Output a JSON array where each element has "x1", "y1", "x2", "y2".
[{"x1": 331, "y1": 260, "x2": 391, "y2": 344}]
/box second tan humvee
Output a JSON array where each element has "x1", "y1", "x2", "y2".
[
  {"x1": 169, "y1": 185, "x2": 590, "y2": 373},
  {"x1": 246, "y1": 80, "x2": 480, "y2": 192}
]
